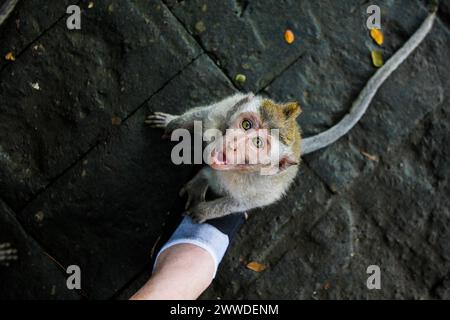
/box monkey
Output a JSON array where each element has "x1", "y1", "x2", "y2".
[
  {"x1": 145, "y1": 10, "x2": 436, "y2": 223},
  {"x1": 0, "y1": 242, "x2": 17, "y2": 267},
  {"x1": 0, "y1": 0, "x2": 19, "y2": 26}
]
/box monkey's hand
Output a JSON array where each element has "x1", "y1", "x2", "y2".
[
  {"x1": 186, "y1": 197, "x2": 238, "y2": 223},
  {"x1": 186, "y1": 202, "x2": 213, "y2": 224},
  {"x1": 179, "y1": 174, "x2": 209, "y2": 211},
  {"x1": 0, "y1": 243, "x2": 18, "y2": 267},
  {"x1": 145, "y1": 112, "x2": 179, "y2": 129}
]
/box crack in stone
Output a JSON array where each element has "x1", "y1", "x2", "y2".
[
  {"x1": 0, "y1": 0, "x2": 82, "y2": 75},
  {"x1": 17, "y1": 53, "x2": 203, "y2": 214},
  {"x1": 161, "y1": 0, "x2": 240, "y2": 92},
  {"x1": 0, "y1": 199, "x2": 85, "y2": 299}
]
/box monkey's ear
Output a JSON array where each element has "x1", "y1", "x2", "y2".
[
  {"x1": 283, "y1": 102, "x2": 302, "y2": 120},
  {"x1": 278, "y1": 156, "x2": 299, "y2": 171}
]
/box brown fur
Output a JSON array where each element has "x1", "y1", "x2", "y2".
[{"x1": 260, "y1": 99, "x2": 302, "y2": 158}]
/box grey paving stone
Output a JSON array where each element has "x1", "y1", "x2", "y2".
[
  {"x1": 0, "y1": 0, "x2": 74, "y2": 70},
  {"x1": 165, "y1": 0, "x2": 327, "y2": 91},
  {"x1": 265, "y1": 2, "x2": 449, "y2": 191},
  {"x1": 202, "y1": 165, "x2": 340, "y2": 299},
  {"x1": 0, "y1": 0, "x2": 201, "y2": 210},
  {"x1": 0, "y1": 199, "x2": 81, "y2": 300},
  {"x1": 17, "y1": 55, "x2": 236, "y2": 299}
]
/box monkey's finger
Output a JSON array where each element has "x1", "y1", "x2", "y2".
[
  {"x1": 200, "y1": 187, "x2": 208, "y2": 202},
  {"x1": 153, "y1": 112, "x2": 173, "y2": 117},
  {"x1": 191, "y1": 214, "x2": 206, "y2": 224},
  {"x1": 185, "y1": 196, "x2": 192, "y2": 210},
  {"x1": 145, "y1": 118, "x2": 167, "y2": 124},
  {"x1": 144, "y1": 120, "x2": 165, "y2": 125},
  {"x1": 0, "y1": 243, "x2": 11, "y2": 249},
  {"x1": 146, "y1": 114, "x2": 168, "y2": 120},
  {"x1": 144, "y1": 122, "x2": 167, "y2": 128}
]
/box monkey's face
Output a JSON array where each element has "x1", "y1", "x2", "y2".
[{"x1": 206, "y1": 96, "x2": 302, "y2": 175}]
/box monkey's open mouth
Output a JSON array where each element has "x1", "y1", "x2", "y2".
[
  {"x1": 210, "y1": 150, "x2": 257, "y2": 170},
  {"x1": 217, "y1": 151, "x2": 227, "y2": 164},
  {"x1": 210, "y1": 150, "x2": 227, "y2": 167}
]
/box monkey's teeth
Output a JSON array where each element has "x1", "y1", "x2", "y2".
[{"x1": 217, "y1": 151, "x2": 226, "y2": 163}]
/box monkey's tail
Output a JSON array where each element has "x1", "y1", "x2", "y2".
[
  {"x1": 301, "y1": 9, "x2": 437, "y2": 155},
  {"x1": 0, "y1": 0, "x2": 19, "y2": 26}
]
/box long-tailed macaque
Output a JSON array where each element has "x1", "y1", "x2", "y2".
[{"x1": 146, "y1": 10, "x2": 436, "y2": 223}]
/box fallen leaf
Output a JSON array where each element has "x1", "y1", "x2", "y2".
[
  {"x1": 284, "y1": 29, "x2": 295, "y2": 44},
  {"x1": 235, "y1": 73, "x2": 246, "y2": 84},
  {"x1": 371, "y1": 50, "x2": 383, "y2": 67},
  {"x1": 88, "y1": 2, "x2": 94, "y2": 9},
  {"x1": 361, "y1": 151, "x2": 379, "y2": 162},
  {"x1": 195, "y1": 21, "x2": 206, "y2": 33},
  {"x1": 370, "y1": 28, "x2": 384, "y2": 46},
  {"x1": 246, "y1": 261, "x2": 267, "y2": 272},
  {"x1": 111, "y1": 116, "x2": 122, "y2": 126},
  {"x1": 35, "y1": 211, "x2": 45, "y2": 222},
  {"x1": 30, "y1": 82, "x2": 40, "y2": 91},
  {"x1": 5, "y1": 52, "x2": 15, "y2": 61}
]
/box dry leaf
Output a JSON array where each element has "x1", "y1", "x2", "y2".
[
  {"x1": 5, "y1": 52, "x2": 15, "y2": 61},
  {"x1": 371, "y1": 50, "x2": 384, "y2": 67},
  {"x1": 370, "y1": 28, "x2": 384, "y2": 46},
  {"x1": 284, "y1": 29, "x2": 295, "y2": 44},
  {"x1": 361, "y1": 151, "x2": 379, "y2": 162},
  {"x1": 235, "y1": 73, "x2": 246, "y2": 84},
  {"x1": 111, "y1": 116, "x2": 122, "y2": 126},
  {"x1": 246, "y1": 261, "x2": 267, "y2": 272},
  {"x1": 195, "y1": 21, "x2": 206, "y2": 33},
  {"x1": 30, "y1": 82, "x2": 40, "y2": 90}
]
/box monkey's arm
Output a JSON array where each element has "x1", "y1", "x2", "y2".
[
  {"x1": 187, "y1": 196, "x2": 247, "y2": 223},
  {"x1": 0, "y1": 0, "x2": 19, "y2": 26},
  {"x1": 145, "y1": 93, "x2": 251, "y2": 133},
  {"x1": 179, "y1": 167, "x2": 210, "y2": 210},
  {"x1": 301, "y1": 10, "x2": 436, "y2": 155}
]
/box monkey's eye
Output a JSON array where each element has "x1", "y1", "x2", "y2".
[
  {"x1": 253, "y1": 136, "x2": 265, "y2": 149},
  {"x1": 241, "y1": 119, "x2": 253, "y2": 131}
]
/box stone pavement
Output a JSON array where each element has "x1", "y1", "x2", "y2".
[{"x1": 0, "y1": 0, "x2": 449, "y2": 299}]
